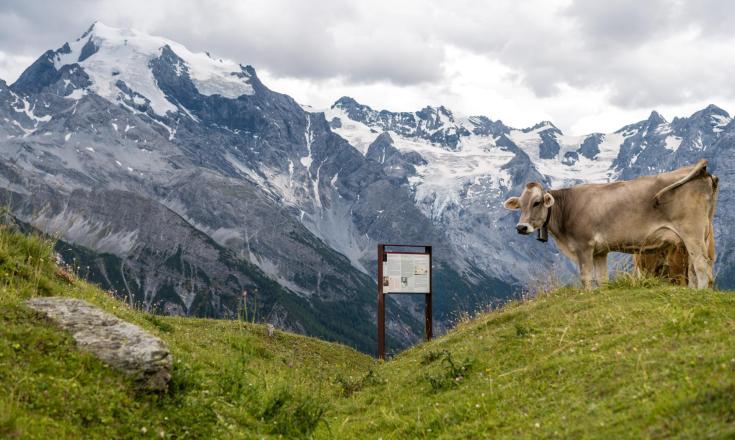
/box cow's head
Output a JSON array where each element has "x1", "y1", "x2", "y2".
[{"x1": 503, "y1": 182, "x2": 554, "y2": 235}]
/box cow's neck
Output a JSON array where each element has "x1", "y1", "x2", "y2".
[
  {"x1": 546, "y1": 188, "x2": 569, "y2": 242},
  {"x1": 537, "y1": 204, "x2": 552, "y2": 242}
]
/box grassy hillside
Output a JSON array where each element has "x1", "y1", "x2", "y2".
[
  {"x1": 2, "y1": 226, "x2": 735, "y2": 438},
  {"x1": 0, "y1": 227, "x2": 371, "y2": 439},
  {"x1": 326, "y1": 279, "x2": 735, "y2": 439}
]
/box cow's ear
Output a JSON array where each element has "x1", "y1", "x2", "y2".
[
  {"x1": 543, "y1": 192, "x2": 555, "y2": 208},
  {"x1": 503, "y1": 197, "x2": 520, "y2": 210}
]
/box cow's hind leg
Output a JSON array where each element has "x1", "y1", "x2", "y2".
[
  {"x1": 691, "y1": 252, "x2": 711, "y2": 289},
  {"x1": 593, "y1": 253, "x2": 608, "y2": 287},
  {"x1": 687, "y1": 259, "x2": 697, "y2": 288},
  {"x1": 577, "y1": 249, "x2": 594, "y2": 290},
  {"x1": 683, "y1": 239, "x2": 712, "y2": 289}
]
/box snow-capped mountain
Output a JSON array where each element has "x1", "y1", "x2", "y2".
[
  {"x1": 0, "y1": 23, "x2": 507, "y2": 352},
  {"x1": 14, "y1": 22, "x2": 255, "y2": 110},
  {"x1": 1, "y1": 22, "x2": 734, "y2": 352}
]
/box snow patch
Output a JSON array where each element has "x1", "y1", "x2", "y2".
[
  {"x1": 508, "y1": 128, "x2": 627, "y2": 186},
  {"x1": 712, "y1": 114, "x2": 731, "y2": 133},
  {"x1": 299, "y1": 114, "x2": 324, "y2": 209},
  {"x1": 664, "y1": 135, "x2": 682, "y2": 151},
  {"x1": 692, "y1": 133, "x2": 704, "y2": 150},
  {"x1": 287, "y1": 160, "x2": 294, "y2": 188},
  {"x1": 13, "y1": 97, "x2": 52, "y2": 125},
  {"x1": 65, "y1": 88, "x2": 88, "y2": 100},
  {"x1": 300, "y1": 114, "x2": 314, "y2": 169},
  {"x1": 323, "y1": 106, "x2": 380, "y2": 155}
]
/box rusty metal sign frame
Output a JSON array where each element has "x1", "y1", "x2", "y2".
[{"x1": 377, "y1": 244, "x2": 432, "y2": 359}]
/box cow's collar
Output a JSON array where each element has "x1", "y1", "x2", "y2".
[{"x1": 537, "y1": 205, "x2": 552, "y2": 243}]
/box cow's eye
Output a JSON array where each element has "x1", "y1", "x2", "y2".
[{"x1": 533, "y1": 201, "x2": 541, "y2": 207}]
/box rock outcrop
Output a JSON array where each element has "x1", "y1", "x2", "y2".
[{"x1": 25, "y1": 297, "x2": 172, "y2": 391}]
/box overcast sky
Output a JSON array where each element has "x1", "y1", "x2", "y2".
[{"x1": 1, "y1": 0, "x2": 734, "y2": 134}]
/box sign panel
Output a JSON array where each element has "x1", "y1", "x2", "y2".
[{"x1": 382, "y1": 253, "x2": 430, "y2": 293}]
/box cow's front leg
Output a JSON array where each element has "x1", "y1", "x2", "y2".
[
  {"x1": 577, "y1": 250, "x2": 594, "y2": 290},
  {"x1": 593, "y1": 253, "x2": 608, "y2": 287}
]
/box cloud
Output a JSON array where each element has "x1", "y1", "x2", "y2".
[
  {"x1": 0, "y1": 51, "x2": 33, "y2": 84},
  {"x1": 0, "y1": 0, "x2": 734, "y2": 134},
  {"x1": 563, "y1": 0, "x2": 676, "y2": 49},
  {"x1": 0, "y1": 0, "x2": 444, "y2": 85},
  {"x1": 433, "y1": 0, "x2": 735, "y2": 112},
  {"x1": 153, "y1": 0, "x2": 446, "y2": 85}
]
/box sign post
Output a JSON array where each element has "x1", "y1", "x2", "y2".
[{"x1": 377, "y1": 244, "x2": 432, "y2": 359}]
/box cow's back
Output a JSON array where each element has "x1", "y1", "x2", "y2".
[{"x1": 552, "y1": 164, "x2": 716, "y2": 253}]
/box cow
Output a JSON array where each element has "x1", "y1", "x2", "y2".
[
  {"x1": 633, "y1": 219, "x2": 716, "y2": 287},
  {"x1": 503, "y1": 160, "x2": 718, "y2": 289}
]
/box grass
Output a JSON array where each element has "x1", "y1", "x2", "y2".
[
  {"x1": 321, "y1": 283, "x2": 735, "y2": 439},
  {"x1": 1, "y1": 226, "x2": 735, "y2": 438},
  {"x1": 0, "y1": 226, "x2": 371, "y2": 439}
]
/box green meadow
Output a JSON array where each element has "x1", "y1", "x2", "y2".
[{"x1": 1, "y1": 226, "x2": 734, "y2": 439}]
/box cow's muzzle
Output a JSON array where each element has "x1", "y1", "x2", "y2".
[{"x1": 516, "y1": 223, "x2": 532, "y2": 235}]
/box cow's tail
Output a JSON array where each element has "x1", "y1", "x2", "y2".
[
  {"x1": 709, "y1": 174, "x2": 719, "y2": 221},
  {"x1": 707, "y1": 173, "x2": 719, "y2": 264},
  {"x1": 653, "y1": 159, "x2": 708, "y2": 206}
]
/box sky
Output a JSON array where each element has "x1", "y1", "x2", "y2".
[{"x1": 1, "y1": 0, "x2": 734, "y2": 135}]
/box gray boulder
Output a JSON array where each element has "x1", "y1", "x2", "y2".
[{"x1": 25, "y1": 297, "x2": 172, "y2": 392}]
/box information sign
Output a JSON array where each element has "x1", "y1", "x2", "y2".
[{"x1": 377, "y1": 244, "x2": 432, "y2": 359}]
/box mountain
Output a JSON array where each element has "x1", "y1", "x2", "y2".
[
  {"x1": 0, "y1": 23, "x2": 514, "y2": 352},
  {"x1": 1, "y1": 22, "x2": 734, "y2": 352}
]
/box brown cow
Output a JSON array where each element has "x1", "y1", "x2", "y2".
[
  {"x1": 634, "y1": 219, "x2": 716, "y2": 287},
  {"x1": 503, "y1": 160, "x2": 718, "y2": 289}
]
